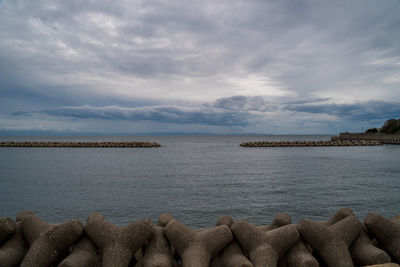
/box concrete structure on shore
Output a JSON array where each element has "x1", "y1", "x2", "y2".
[
  {"x1": 0, "y1": 141, "x2": 161, "y2": 148},
  {"x1": 240, "y1": 140, "x2": 382, "y2": 147},
  {"x1": 1, "y1": 209, "x2": 400, "y2": 266},
  {"x1": 331, "y1": 133, "x2": 400, "y2": 144}
]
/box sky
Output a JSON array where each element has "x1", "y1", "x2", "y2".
[{"x1": 0, "y1": 0, "x2": 399, "y2": 135}]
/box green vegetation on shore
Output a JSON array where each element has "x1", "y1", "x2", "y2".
[{"x1": 366, "y1": 118, "x2": 400, "y2": 134}]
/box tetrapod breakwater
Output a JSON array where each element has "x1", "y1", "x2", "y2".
[
  {"x1": 240, "y1": 140, "x2": 383, "y2": 147},
  {"x1": 1, "y1": 208, "x2": 400, "y2": 267},
  {"x1": 0, "y1": 141, "x2": 161, "y2": 148}
]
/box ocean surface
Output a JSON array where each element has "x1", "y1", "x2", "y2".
[{"x1": 0, "y1": 135, "x2": 399, "y2": 228}]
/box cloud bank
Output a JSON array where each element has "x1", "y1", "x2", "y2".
[{"x1": 1, "y1": 0, "x2": 399, "y2": 134}]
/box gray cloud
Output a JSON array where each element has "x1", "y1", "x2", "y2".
[
  {"x1": 1, "y1": 0, "x2": 400, "y2": 133},
  {"x1": 285, "y1": 101, "x2": 400, "y2": 121},
  {"x1": 10, "y1": 96, "x2": 399, "y2": 132},
  {"x1": 210, "y1": 95, "x2": 278, "y2": 112},
  {"x1": 38, "y1": 104, "x2": 251, "y2": 127}
]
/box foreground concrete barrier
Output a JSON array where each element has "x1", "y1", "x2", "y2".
[
  {"x1": 281, "y1": 239, "x2": 319, "y2": 267},
  {"x1": 325, "y1": 208, "x2": 391, "y2": 266},
  {"x1": 211, "y1": 216, "x2": 253, "y2": 267},
  {"x1": 1, "y1": 210, "x2": 400, "y2": 266},
  {"x1": 136, "y1": 227, "x2": 178, "y2": 267},
  {"x1": 163, "y1": 219, "x2": 233, "y2": 267},
  {"x1": 21, "y1": 219, "x2": 84, "y2": 267},
  {"x1": 298, "y1": 215, "x2": 362, "y2": 267},
  {"x1": 85, "y1": 213, "x2": 155, "y2": 267},
  {"x1": 58, "y1": 236, "x2": 100, "y2": 267},
  {"x1": 232, "y1": 219, "x2": 300, "y2": 266},
  {"x1": 0, "y1": 217, "x2": 15, "y2": 245},
  {"x1": 365, "y1": 213, "x2": 400, "y2": 262},
  {"x1": 0, "y1": 223, "x2": 28, "y2": 266},
  {"x1": 258, "y1": 213, "x2": 292, "y2": 232}
]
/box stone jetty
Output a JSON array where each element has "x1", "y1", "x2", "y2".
[
  {"x1": 0, "y1": 141, "x2": 161, "y2": 148},
  {"x1": 1, "y1": 209, "x2": 400, "y2": 267},
  {"x1": 240, "y1": 140, "x2": 382, "y2": 147},
  {"x1": 332, "y1": 133, "x2": 400, "y2": 144}
]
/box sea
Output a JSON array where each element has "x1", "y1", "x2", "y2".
[{"x1": 0, "y1": 135, "x2": 399, "y2": 228}]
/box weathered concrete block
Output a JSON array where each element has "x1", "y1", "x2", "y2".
[
  {"x1": 211, "y1": 216, "x2": 253, "y2": 267},
  {"x1": 298, "y1": 215, "x2": 362, "y2": 267},
  {"x1": 232, "y1": 219, "x2": 299, "y2": 267},
  {"x1": 215, "y1": 215, "x2": 234, "y2": 228},
  {"x1": 16, "y1": 210, "x2": 54, "y2": 245},
  {"x1": 20, "y1": 219, "x2": 84, "y2": 267},
  {"x1": 157, "y1": 214, "x2": 174, "y2": 227},
  {"x1": 284, "y1": 240, "x2": 319, "y2": 267},
  {"x1": 0, "y1": 223, "x2": 28, "y2": 267},
  {"x1": 0, "y1": 217, "x2": 16, "y2": 245},
  {"x1": 325, "y1": 208, "x2": 390, "y2": 266},
  {"x1": 163, "y1": 219, "x2": 233, "y2": 267},
  {"x1": 210, "y1": 239, "x2": 253, "y2": 267},
  {"x1": 363, "y1": 264, "x2": 400, "y2": 267},
  {"x1": 325, "y1": 207, "x2": 355, "y2": 225},
  {"x1": 135, "y1": 227, "x2": 177, "y2": 267},
  {"x1": 58, "y1": 236, "x2": 100, "y2": 267},
  {"x1": 259, "y1": 213, "x2": 291, "y2": 232},
  {"x1": 85, "y1": 213, "x2": 155, "y2": 267},
  {"x1": 364, "y1": 213, "x2": 400, "y2": 262},
  {"x1": 393, "y1": 214, "x2": 400, "y2": 224}
]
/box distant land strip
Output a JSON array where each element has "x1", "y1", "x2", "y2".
[
  {"x1": 0, "y1": 141, "x2": 161, "y2": 147},
  {"x1": 240, "y1": 140, "x2": 383, "y2": 147}
]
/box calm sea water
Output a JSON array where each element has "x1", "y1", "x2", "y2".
[{"x1": 0, "y1": 135, "x2": 399, "y2": 228}]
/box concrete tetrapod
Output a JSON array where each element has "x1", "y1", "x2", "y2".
[
  {"x1": 298, "y1": 215, "x2": 362, "y2": 267},
  {"x1": 231, "y1": 219, "x2": 300, "y2": 267},
  {"x1": 393, "y1": 214, "x2": 400, "y2": 224},
  {"x1": 16, "y1": 210, "x2": 54, "y2": 245},
  {"x1": 163, "y1": 219, "x2": 233, "y2": 267},
  {"x1": 327, "y1": 208, "x2": 391, "y2": 266},
  {"x1": 325, "y1": 207, "x2": 355, "y2": 226},
  {"x1": 156, "y1": 213, "x2": 177, "y2": 261},
  {"x1": 325, "y1": 208, "x2": 391, "y2": 266},
  {"x1": 210, "y1": 216, "x2": 253, "y2": 267},
  {"x1": 58, "y1": 236, "x2": 100, "y2": 267},
  {"x1": 284, "y1": 239, "x2": 319, "y2": 267},
  {"x1": 157, "y1": 214, "x2": 174, "y2": 227},
  {"x1": 259, "y1": 213, "x2": 291, "y2": 232},
  {"x1": 0, "y1": 217, "x2": 16, "y2": 245},
  {"x1": 84, "y1": 213, "x2": 155, "y2": 267},
  {"x1": 364, "y1": 213, "x2": 400, "y2": 262},
  {"x1": 0, "y1": 223, "x2": 28, "y2": 267},
  {"x1": 135, "y1": 227, "x2": 178, "y2": 267},
  {"x1": 256, "y1": 213, "x2": 317, "y2": 267},
  {"x1": 20, "y1": 219, "x2": 84, "y2": 267}
]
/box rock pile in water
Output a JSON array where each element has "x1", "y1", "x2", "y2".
[
  {"x1": 0, "y1": 208, "x2": 400, "y2": 267},
  {"x1": 240, "y1": 140, "x2": 382, "y2": 147},
  {"x1": 0, "y1": 141, "x2": 161, "y2": 148}
]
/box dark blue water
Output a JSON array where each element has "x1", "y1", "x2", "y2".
[{"x1": 0, "y1": 135, "x2": 399, "y2": 228}]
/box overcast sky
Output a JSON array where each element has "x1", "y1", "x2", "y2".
[{"x1": 1, "y1": 0, "x2": 399, "y2": 134}]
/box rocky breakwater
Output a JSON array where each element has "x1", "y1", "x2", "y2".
[
  {"x1": 240, "y1": 140, "x2": 382, "y2": 147},
  {"x1": 0, "y1": 141, "x2": 161, "y2": 148},
  {"x1": 1, "y1": 208, "x2": 400, "y2": 267}
]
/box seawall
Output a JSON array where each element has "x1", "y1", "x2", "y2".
[
  {"x1": 332, "y1": 133, "x2": 400, "y2": 144},
  {"x1": 1, "y1": 209, "x2": 399, "y2": 266},
  {"x1": 0, "y1": 141, "x2": 161, "y2": 148}
]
